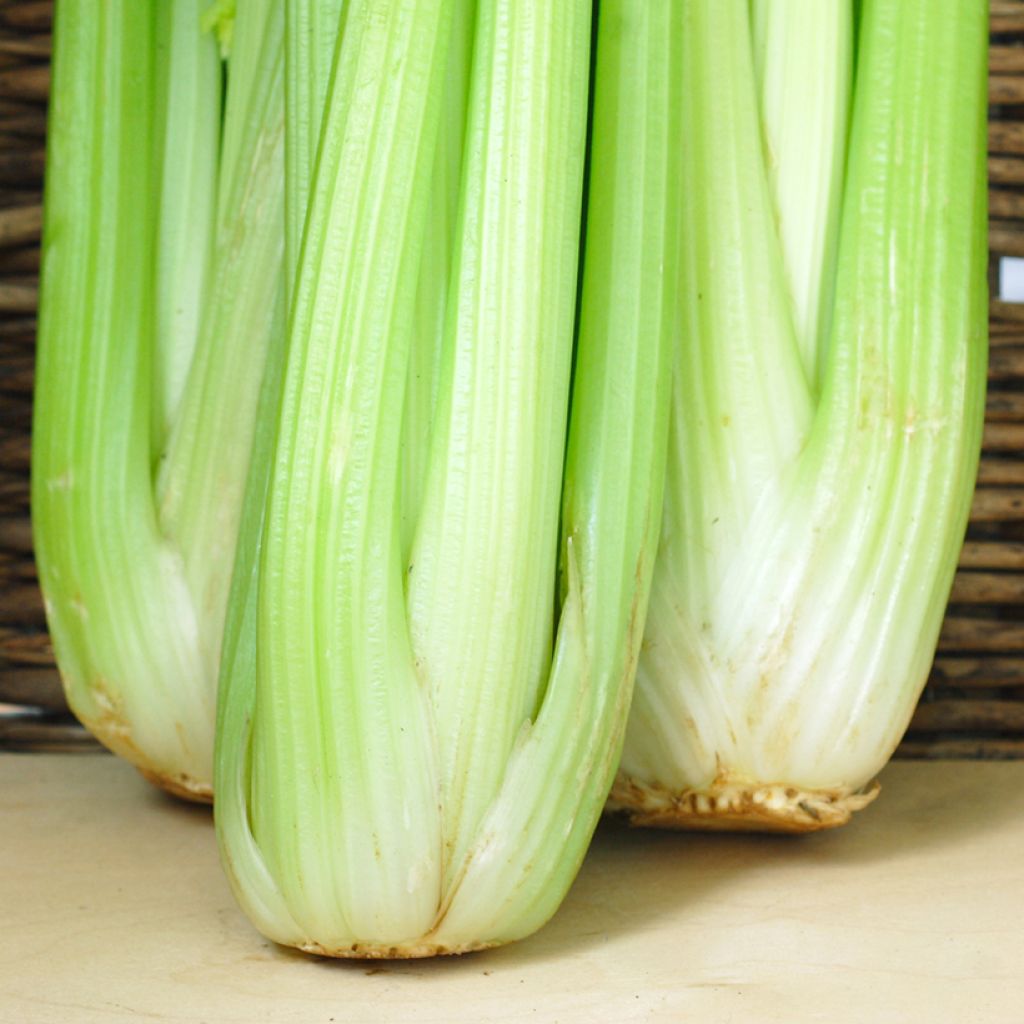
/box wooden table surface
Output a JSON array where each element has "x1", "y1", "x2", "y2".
[{"x1": 1, "y1": 754, "x2": 1021, "y2": 1023}]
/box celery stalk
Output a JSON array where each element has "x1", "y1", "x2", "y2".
[
  {"x1": 217, "y1": 0, "x2": 458, "y2": 954},
  {"x1": 33, "y1": 0, "x2": 284, "y2": 798},
  {"x1": 283, "y1": 0, "x2": 345, "y2": 287},
  {"x1": 405, "y1": 0, "x2": 594, "y2": 896},
  {"x1": 430, "y1": 0, "x2": 676, "y2": 945},
  {"x1": 33, "y1": 2, "x2": 206, "y2": 794},
  {"x1": 154, "y1": 1, "x2": 285, "y2": 759},
  {"x1": 752, "y1": 0, "x2": 852, "y2": 387},
  {"x1": 613, "y1": 0, "x2": 987, "y2": 831},
  {"x1": 215, "y1": 0, "x2": 673, "y2": 956},
  {"x1": 151, "y1": 0, "x2": 222, "y2": 455},
  {"x1": 400, "y1": 0, "x2": 476, "y2": 556}
]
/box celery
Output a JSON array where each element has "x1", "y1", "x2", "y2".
[
  {"x1": 400, "y1": 0, "x2": 476, "y2": 556},
  {"x1": 33, "y1": 0, "x2": 284, "y2": 798},
  {"x1": 283, "y1": 0, "x2": 345, "y2": 286},
  {"x1": 34, "y1": 2, "x2": 205, "y2": 795},
  {"x1": 216, "y1": 0, "x2": 460, "y2": 954},
  {"x1": 404, "y1": 0, "x2": 594, "y2": 897},
  {"x1": 151, "y1": 1, "x2": 221, "y2": 456},
  {"x1": 613, "y1": 0, "x2": 987, "y2": 831},
  {"x1": 752, "y1": 0, "x2": 852, "y2": 387},
  {"x1": 215, "y1": 0, "x2": 673, "y2": 956}
]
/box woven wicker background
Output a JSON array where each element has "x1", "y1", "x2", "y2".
[{"x1": 2, "y1": 1, "x2": 1024, "y2": 756}]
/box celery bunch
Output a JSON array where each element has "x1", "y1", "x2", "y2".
[
  {"x1": 208, "y1": 0, "x2": 676, "y2": 956},
  {"x1": 33, "y1": 0, "x2": 287, "y2": 798},
  {"x1": 33, "y1": 0, "x2": 986, "y2": 960},
  {"x1": 612, "y1": 0, "x2": 987, "y2": 831}
]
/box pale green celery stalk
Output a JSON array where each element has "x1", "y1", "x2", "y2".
[
  {"x1": 405, "y1": 0, "x2": 592, "y2": 904},
  {"x1": 33, "y1": 0, "x2": 284, "y2": 799},
  {"x1": 213, "y1": 0, "x2": 354, "y2": 938},
  {"x1": 399, "y1": 0, "x2": 475, "y2": 556},
  {"x1": 212, "y1": 0, "x2": 350, "y2": 927},
  {"x1": 33, "y1": 2, "x2": 209, "y2": 790},
  {"x1": 216, "y1": 0, "x2": 456, "y2": 955},
  {"x1": 32, "y1": 3, "x2": 207, "y2": 793},
  {"x1": 284, "y1": 0, "x2": 346, "y2": 287},
  {"x1": 751, "y1": 0, "x2": 852, "y2": 387},
  {"x1": 150, "y1": 0, "x2": 222, "y2": 456},
  {"x1": 153, "y1": 0, "x2": 286, "y2": 795},
  {"x1": 427, "y1": 0, "x2": 674, "y2": 946},
  {"x1": 215, "y1": 0, "x2": 673, "y2": 957},
  {"x1": 614, "y1": 0, "x2": 986, "y2": 831}
]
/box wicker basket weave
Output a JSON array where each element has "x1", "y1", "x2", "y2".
[{"x1": 2, "y1": 1, "x2": 1023, "y2": 757}]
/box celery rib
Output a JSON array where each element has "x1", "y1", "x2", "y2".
[
  {"x1": 34, "y1": 0, "x2": 286, "y2": 797},
  {"x1": 434, "y1": 0, "x2": 676, "y2": 945},
  {"x1": 406, "y1": 0, "x2": 593, "y2": 897},
  {"x1": 216, "y1": 0, "x2": 674, "y2": 955},
  {"x1": 752, "y1": 0, "x2": 852, "y2": 388},
  {"x1": 151, "y1": 0, "x2": 222, "y2": 456},
  {"x1": 218, "y1": 0, "x2": 455, "y2": 949},
  {"x1": 620, "y1": 0, "x2": 987, "y2": 826}
]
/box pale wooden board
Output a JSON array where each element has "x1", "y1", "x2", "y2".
[{"x1": 1, "y1": 754, "x2": 1022, "y2": 1023}]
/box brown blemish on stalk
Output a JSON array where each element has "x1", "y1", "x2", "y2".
[
  {"x1": 85, "y1": 678, "x2": 141, "y2": 758},
  {"x1": 607, "y1": 772, "x2": 880, "y2": 834},
  {"x1": 624, "y1": 527, "x2": 649, "y2": 661},
  {"x1": 137, "y1": 766, "x2": 213, "y2": 804},
  {"x1": 80, "y1": 677, "x2": 213, "y2": 803}
]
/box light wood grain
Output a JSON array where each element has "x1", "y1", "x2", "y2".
[
  {"x1": 976, "y1": 456, "x2": 1024, "y2": 484},
  {"x1": 959, "y1": 538, "x2": 1024, "y2": 569},
  {"x1": 988, "y1": 155, "x2": 1024, "y2": 185},
  {"x1": 990, "y1": 217, "x2": 1024, "y2": 257},
  {"x1": 0, "y1": 203, "x2": 40, "y2": 247},
  {"x1": 0, "y1": 279, "x2": 36, "y2": 312},
  {"x1": 931, "y1": 654, "x2": 1024, "y2": 688},
  {"x1": 970, "y1": 486, "x2": 1024, "y2": 520},
  {"x1": 0, "y1": 3, "x2": 52, "y2": 33},
  {"x1": 990, "y1": 44, "x2": 1024, "y2": 73},
  {"x1": 983, "y1": 421, "x2": 1024, "y2": 450},
  {"x1": 949, "y1": 569, "x2": 1024, "y2": 603},
  {"x1": 909, "y1": 697, "x2": 1024, "y2": 732},
  {"x1": 898, "y1": 736, "x2": 1024, "y2": 758},
  {"x1": 1, "y1": 756, "x2": 1022, "y2": 1023},
  {"x1": 992, "y1": 2, "x2": 1024, "y2": 33},
  {"x1": 939, "y1": 615, "x2": 1024, "y2": 652},
  {"x1": 991, "y1": 74, "x2": 1024, "y2": 104}
]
